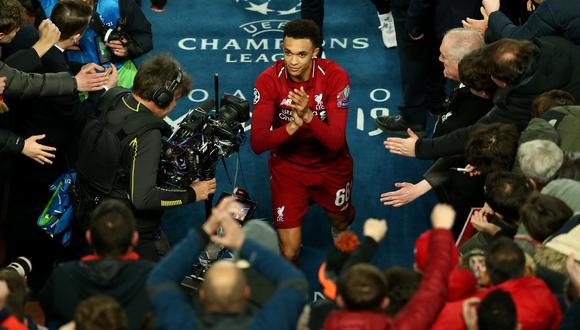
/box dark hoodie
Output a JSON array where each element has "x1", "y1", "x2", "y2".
[
  {"x1": 38, "y1": 252, "x2": 154, "y2": 330},
  {"x1": 415, "y1": 36, "x2": 580, "y2": 159}
]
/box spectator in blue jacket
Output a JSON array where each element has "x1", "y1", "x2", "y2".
[{"x1": 146, "y1": 197, "x2": 309, "y2": 330}]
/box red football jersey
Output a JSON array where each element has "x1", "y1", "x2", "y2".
[{"x1": 250, "y1": 58, "x2": 351, "y2": 169}]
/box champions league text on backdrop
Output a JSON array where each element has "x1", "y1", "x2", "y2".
[{"x1": 165, "y1": 0, "x2": 398, "y2": 155}]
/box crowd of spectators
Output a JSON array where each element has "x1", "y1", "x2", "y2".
[{"x1": 0, "y1": 0, "x2": 579, "y2": 329}]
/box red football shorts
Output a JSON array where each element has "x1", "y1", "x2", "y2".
[{"x1": 268, "y1": 153, "x2": 354, "y2": 229}]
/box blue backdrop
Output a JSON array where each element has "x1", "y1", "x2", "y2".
[{"x1": 141, "y1": 0, "x2": 437, "y2": 294}]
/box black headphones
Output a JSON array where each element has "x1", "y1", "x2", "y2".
[{"x1": 152, "y1": 68, "x2": 183, "y2": 108}]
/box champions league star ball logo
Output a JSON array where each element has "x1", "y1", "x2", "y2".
[{"x1": 237, "y1": 0, "x2": 301, "y2": 37}]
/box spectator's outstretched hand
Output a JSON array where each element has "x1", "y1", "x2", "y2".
[
  {"x1": 363, "y1": 218, "x2": 388, "y2": 242},
  {"x1": 461, "y1": 297, "x2": 480, "y2": 330},
  {"x1": 75, "y1": 63, "x2": 110, "y2": 92},
  {"x1": 22, "y1": 134, "x2": 56, "y2": 165},
  {"x1": 431, "y1": 204, "x2": 455, "y2": 230},
  {"x1": 380, "y1": 180, "x2": 431, "y2": 207},
  {"x1": 566, "y1": 254, "x2": 580, "y2": 298},
  {"x1": 384, "y1": 129, "x2": 418, "y2": 158}
]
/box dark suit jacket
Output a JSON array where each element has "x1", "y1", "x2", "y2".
[
  {"x1": 393, "y1": 0, "x2": 482, "y2": 40},
  {"x1": 415, "y1": 37, "x2": 580, "y2": 159}
]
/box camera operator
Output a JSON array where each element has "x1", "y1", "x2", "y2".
[
  {"x1": 38, "y1": 0, "x2": 152, "y2": 87},
  {"x1": 75, "y1": 54, "x2": 216, "y2": 262}
]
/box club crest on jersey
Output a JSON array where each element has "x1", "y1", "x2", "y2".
[
  {"x1": 253, "y1": 88, "x2": 261, "y2": 105},
  {"x1": 276, "y1": 206, "x2": 285, "y2": 222},
  {"x1": 314, "y1": 93, "x2": 325, "y2": 110},
  {"x1": 336, "y1": 85, "x2": 350, "y2": 108}
]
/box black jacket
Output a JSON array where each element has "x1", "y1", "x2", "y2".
[
  {"x1": 486, "y1": 0, "x2": 580, "y2": 45},
  {"x1": 396, "y1": 0, "x2": 481, "y2": 40},
  {"x1": 39, "y1": 258, "x2": 154, "y2": 330},
  {"x1": 415, "y1": 37, "x2": 580, "y2": 159}
]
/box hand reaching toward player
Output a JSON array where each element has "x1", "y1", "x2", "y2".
[
  {"x1": 22, "y1": 134, "x2": 56, "y2": 165},
  {"x1": 384, "y1": 129, "x2": 418, "y2": 158},
  {"x1": 380, "y1": 180, "x2": 432, "y2": 207}
]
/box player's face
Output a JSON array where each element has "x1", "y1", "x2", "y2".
[{"x1": 282, "y1": 37, "x2": 320, "y2": 82}]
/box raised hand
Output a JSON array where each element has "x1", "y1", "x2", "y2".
[
  {"x1": 208, "y1": 198, "x2": 246, "y2": 251},
  {"x1": 462, "y1": 7, "x2": 490, "y2": 37},
  {"x1": 22, "y1": 134, "x2": 56, "y2": 165},
  {"x1": 288, "y1": 86, "x2": 310, "y2": 117},
  {"x1": 431, "y1": 204, "x2": 456, "y2": 230},
  {"x1": 33, "y1": 19, "x2": 61, "y2": 57},
  {"x1": 482, "y1": 0, "x2": 500, "y2": 14},
  {"x1": 363, "y1": 218, "x2": 388, "y2": 242}
]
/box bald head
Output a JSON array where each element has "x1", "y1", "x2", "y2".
[
  {"x1": 439, "y1": 28, "x2": 485, "y2": 81},
  {"x1": 200, "y1": 260, "x2": 249, "y2": 313}
]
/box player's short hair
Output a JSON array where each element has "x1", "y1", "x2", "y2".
[
  {"x1": 283, "y1": 19, "x2": 321, "y2": 49},
  {"x1": 74, "y1": 296, "x2": 128, "y2": 330},
  {"x1": 484, "y1": 171, "x2": 533, "y2": 223},
  {"x1": 459, "y1": 48, "x2": 496, "y2": 96}
]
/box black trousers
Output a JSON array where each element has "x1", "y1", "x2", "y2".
[
  {"x1": 390, "y1": 4, "x2": 446, "y2": 126},
  {"x1": 301, "y1": 0, "x2": 324, "y2": 39}
]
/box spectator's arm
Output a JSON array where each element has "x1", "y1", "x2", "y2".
[
  {"x1": 393, "y1": 205, "x2": 455, "y2": 330},
  {"x1": 241, "y1": 239, "x2": 309, "y2": 330},
  {"x1": 423, "y1": 155, "x2": 466, "y2": 188},
  {"x1": 486, "y1": 3, "x2": 558, "y2": 43},
  {"x1": 146, "y1": 227, "x2": 209, "y2": 330},
  {"x1": 0, "y1": 129, "x2": 24, "y2": 155},
  {"x1": 0, "y1": 61, "x2": 75, "y2": 98}
]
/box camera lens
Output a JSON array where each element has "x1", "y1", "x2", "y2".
[{"x1": 6, "y1": 256, "x2": 32, "y2": 277}]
